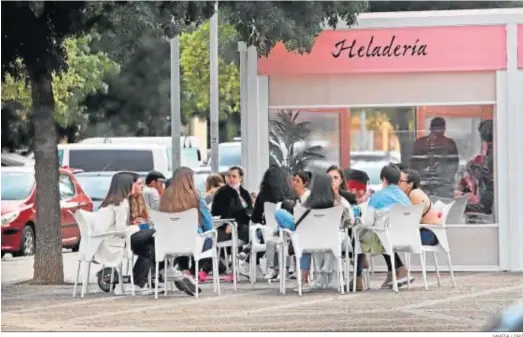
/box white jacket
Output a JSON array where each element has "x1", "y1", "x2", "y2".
[{"x1": 91, "y1": 199, "x2": 134, "y2": 266}]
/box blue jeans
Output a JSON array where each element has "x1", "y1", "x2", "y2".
[
  {"x1": 420, "y1": 228, "x2": 438, "y2": 246},
  {"x1": 274, "y1": 209, "x2": 311, "y2": 271}
]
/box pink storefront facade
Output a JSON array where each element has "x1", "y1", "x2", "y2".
[{"x1": 239, "y1": 9, "x2": 523, "y2": 271}]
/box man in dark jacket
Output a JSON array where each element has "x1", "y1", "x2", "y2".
[{"x1": 410, "y1": 117, "x2": 459, "y2": 198}]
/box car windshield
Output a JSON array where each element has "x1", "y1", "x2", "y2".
[
  {"x1": 75, "y1": 175, "x2": 113, "y2": 201},
  {"x1": 218, "y1": 145, "x2": 241, "y2": 167},
  {"x1": 1, "y1": 172, "x2": 35, "y2": 200}
]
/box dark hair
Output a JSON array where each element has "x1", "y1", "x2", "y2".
[
  {"x1": 401, "y1": 168, "x2": 421, "y2": 190},
  {"x1": 228, "y1": 166, "x2": 244, "y2": 177},
  {"x1": 205, "y1": 173, "x2": 224, "y2": 192},
  {"x1": 259, "y1": 165, "x2": 293, "y2": 202},
  {"x1": 430, "y1": 117, "x2": 446, "y2": 130},
  {"x1": 293, "y1": 171, "x2": 312, "y2": 186},
  {"x1": 380, "y1": 165, "x2": 401, "y2": 185},
  {"x1": 304, "y1": 173, "x2": 335, "y2": 210},
  {"x1": 391, "y1": 163, "x2": 407, "y2": 171},
  {"x1": 145, "y1": 170, "x2": 166, "y2": 185},
  {"x1": 326, "y1": 165, "x2": 348, "y2": 191},
  {"x1": 100, "y1": 172, "x2": 135, "y2": 208}
]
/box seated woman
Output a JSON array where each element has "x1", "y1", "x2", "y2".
[
  {"x1": 97, "y1": 172, "x2": 163, "y2": 295},
  {"x1": 249, "y1": 166, "x2": 294, "y2": 280},
  {"x1": 327, "y1": 165, "x2": 357, "y2": 205},
  {"x1": 205, "y1": 173, "x2": 225, "y2": 204},
  {"x1": 399, "y1": 168, "x2": 440, "y2": 246},
  {"x1": 211, "y1": 166, "x2": 253, "y2": 276},
  {"x1": 159, "y1": 166, "x2": 214, "y2": 295},
  {"x1": 274, "y1": 173, "x2": 352, "y2": 293}
]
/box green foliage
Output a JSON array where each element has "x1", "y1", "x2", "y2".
[
  {"x1": 180, "y1": 21, "x2": 240, "y2": 121},
  {"x1": 1, "y1": 36, "x2": 118, "y2": 148},
  {"x1": 269, "y1": 110, "x2": 325, "y2": 173}
]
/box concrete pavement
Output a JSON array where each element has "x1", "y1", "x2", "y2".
[{"x1": 2, "y1": 253, "x2": 522, "y2": 331}]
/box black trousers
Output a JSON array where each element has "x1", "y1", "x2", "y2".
[{"x1": 130, "y1": 229, "x2": 161, "y2": 287}]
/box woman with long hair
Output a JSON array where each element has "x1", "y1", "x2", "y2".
[
  {"x1": 274, "y1": 173, "x2": 350, "y2": 293},
  {"x1": 250, "y1": 165, "x2": 294, "y2": 280},
  {"x1": 160, "y1": 166, "x2": 214, "y2": 294},
  {"x1": 327, "y1": 165, "x2": 357, "y2": 205},
  {"x1": 211, "y1": 166, "x2": 253, "y2": 277},
  {"x1": 97, "y1": 172, "x2": 159, "y2": 295}
]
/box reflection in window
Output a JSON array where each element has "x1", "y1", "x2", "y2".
[
  {"x1": 268, "y1": 109, "x2": 340, "y2": 173},
  {"x1": 349, "y1": 105, "x2": 495, "y2": 225}
]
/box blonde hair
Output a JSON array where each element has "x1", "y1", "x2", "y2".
[
  {"x1": 160, "y1": 167, "x2": 202, "y2": 224},
  {"x1": 129, "y1": 194, "x2": 149, "y2": 223}
]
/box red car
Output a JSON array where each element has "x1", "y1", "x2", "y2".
[{"x1": 1, "y1": 166, "x2": 93, "y2": 257}]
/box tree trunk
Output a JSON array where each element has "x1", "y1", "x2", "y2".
[{"x1": 29, "y1": 71, "x2": 64, "y2": 285}]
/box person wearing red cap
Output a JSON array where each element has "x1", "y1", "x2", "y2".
[{"x1": 344, "y1": 169, "x2": 371, "y2": 205}]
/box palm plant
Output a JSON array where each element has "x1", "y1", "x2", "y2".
[{"x1": 269, "y1": 110, "x2": 325, "y2": 173}]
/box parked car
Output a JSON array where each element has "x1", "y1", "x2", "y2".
[
  {"x1": 74, "y1": 171, "x2": 147, "y2": 210},
  {"x1": 1, "y1": 166, "x2": 93, "y2": 257},
  {"x1": 207, "y1": 141, "x2": 242, "y2": 172},
  {"x1": 78, "y1": 136, "x2": 203, "y2": 169},
  {"x1": 27, "y1": 143, "x2": 171, "y2": 176},
  {"x1": 1, "y1": 153, "x2": 34, "y2": 167}
]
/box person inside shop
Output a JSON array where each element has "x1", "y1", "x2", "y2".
[{"x1": 410, "y1": 117, "x2": 460, "y2": 198}]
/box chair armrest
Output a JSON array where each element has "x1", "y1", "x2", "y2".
[
  {"x1": 420, "y1": 224, "x2": 446, "y2": 230},
  {"x1": 90, "y1": 230, "x2": 127, "y2": 238},
  {"x1": 199, "y1": 228, "x2": 218, "y2": 239}
]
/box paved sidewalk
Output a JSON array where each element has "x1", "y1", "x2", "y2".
[{"x1": 2, "y1": 272, "x2": 522, "y2": 331}]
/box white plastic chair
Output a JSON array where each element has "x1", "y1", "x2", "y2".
[
  {"x1": 417, "y1": 201, "x2": 457, "y2": 288},
  {"x1": 248, "y1": 202, "x2": 282, "y2": 284},
  {"x1": 442, "y1": 196, "x2": 468, "y2": 224},
  {"x1": 71, "y1": 208, "x2": 133, "y2": 298},
  {"x1": 279, "y1": 206, "x2": 345, "y2": 296},
  {"x1": 353, "y1": 204, "x2": 425, "y2": 293},
  {"x1": 149, "y1": 209, "x2": 220, "y2": 299},
  {"x1": 215, "y1": 219, "x2": 245, "y2": 290}
]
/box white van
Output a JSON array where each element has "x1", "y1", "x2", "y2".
[
  {"x1": 79, "y1": 136, "x2": 202, "y2": 168},
  {"x1": 55, "y1": 143, "x2": 170, "y2": 175}
]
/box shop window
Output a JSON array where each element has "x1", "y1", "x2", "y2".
[
  {"x1": 348, "y1": 105, "x2": 495, "y2": 225},
  {"x1": 268, "y1": 109, "x2": 340, "y2": 174}
]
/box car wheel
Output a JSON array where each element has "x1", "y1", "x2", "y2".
[
  {"x1": 1, "y1": 251, "x2": 5, "y2": 258},
  {"x1": 71, "y1": 239, "x2": 80, "y2": 252},
  {"x1": 97, "y1": 267, "x2": 118, "y2": 292},
  {"x1": 19, "y1": 226, "x2": 35, "y2": 257}
]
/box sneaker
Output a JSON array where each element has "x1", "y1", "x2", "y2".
[
  {"x1": 238, "y1": 251, "x2": 248, "y2": 261},
  {"x1": 345, "y1": 276, "x2": 364, "y2": 292},
  {"x1": 395, "y1": 266, "x2": 415, "y2": 288},
  {"x1": 238, "y1": 261, "x2": 250, "y2": 278},
  {"x1": 174, "y1": 274, "x2": 201, "y2": 297},
  {"x1": 264, "y1": 268, "x2": 278, "y2": 280},
  {"x1": 381, "y1": 267, "x2": 415, "y2": 289},
  {"x1": 198, "y1": 271, "x2": 210, "y2": 282},
  {"x1": 292, "y1": 282, "x2": 312, "y2": 293},
  {"x1": 166, "y1": 267, "x2": 183, "y2": 280}
]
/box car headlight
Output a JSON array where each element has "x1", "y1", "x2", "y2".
[{"x1": 1, "y1": 211, "x2": 20, "y2": 225}]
